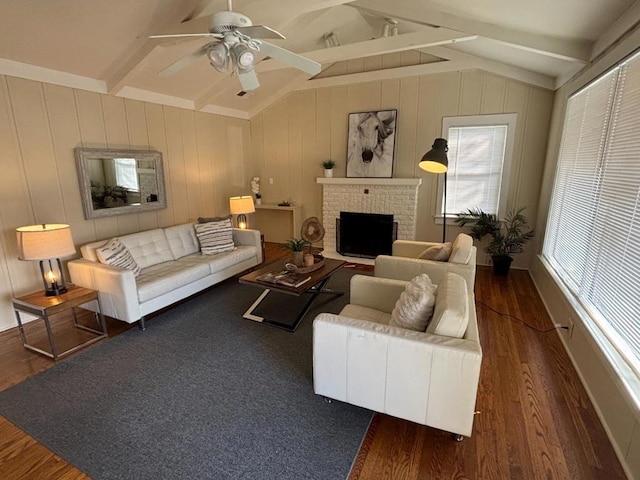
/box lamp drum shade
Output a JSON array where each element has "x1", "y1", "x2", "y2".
[
  {"x1": 419, "y1": 138, "x2": 449, "y2": 173},
  {"x1": 229, "y1": 196, "x2": 256, "y2": 215},
  {"x1": 16, "y1": 224, "x2": 76, "y2": 260}
]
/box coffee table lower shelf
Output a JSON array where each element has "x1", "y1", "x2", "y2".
[{"x1": 239, "y1": 258, "x2": 345, "y2": 333}]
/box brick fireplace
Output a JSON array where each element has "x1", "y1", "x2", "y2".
[{"x1": 317, "y1": 177, "x2": 422, "y2": 263}]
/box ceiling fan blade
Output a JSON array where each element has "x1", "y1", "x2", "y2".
[
  {"x1": 237, "y1": 70, "x2": 260, "y2": 91},
  {"x1": 149, "y1": 33, "x2": 222, "y2": 39},
  {"x1": 259, "y1": 41, "x2": 321, "y2": 76},
  {"x1": 159, "y1": 45, "x2": 210, "y2": 77},
  {"x1": 236, "y1": 25, "x2": 285, "y2": 40}
]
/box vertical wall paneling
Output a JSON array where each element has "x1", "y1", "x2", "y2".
[
  {"x1": 329, "y1": 86, "x2": 347, "y2": 178},
  {"x1": 287, "y1": 93, "x2": 304, "y2": 207},
  {"x1": 250, "y1": 70, "x2": 553, "y2": 268},
  {"x1": 0, "y1": 74, "x2": 252, "y2": 332},
  {"x1": 145, "y1": 102, "x2": 174, "y2": 228},
  {"x1": 300, "y1": 90, "x2": 317, "y2": 221}
]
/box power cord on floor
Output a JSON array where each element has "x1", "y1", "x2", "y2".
[{"x1": 476, "y1": 300, "x2": 568, "y2": 334}]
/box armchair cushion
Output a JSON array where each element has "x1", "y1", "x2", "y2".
[
  {"x1": 449, "y1": 234, "x2": 473, "y2": 264},
  {"x1": 427, "y1": 272, "x2": 468, "y2": 338},
  {"x1": 390, "y1": 274, "x2": 437, "y2": 331},
  {"x1": 418, "y1": 242, "x2": 452, "y2": 261}
]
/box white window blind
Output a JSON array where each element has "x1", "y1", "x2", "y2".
[
  {"x1": 544, "y1": 50, "x2": 640, "y2": 376},
  {"x1": 439, "y1": 114, "x2": 516, "y2": 218}
]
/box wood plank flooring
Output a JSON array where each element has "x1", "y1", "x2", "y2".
[{"x1": 0, "y1": 244, "x2": 627, "y2": 479}]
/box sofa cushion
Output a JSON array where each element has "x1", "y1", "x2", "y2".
[
  {"x1": 389, "y1": 274, "x2": 437, "y2": 332},
  {"x1": 95, "y1": 238, "x2": 141, "y2": 276},
  {"x1": 427, "y1": 272, "x2": 468, "y2": 338},
  {"x1": 136, "y1": 261, "x2": 210, "y2": 303},
  {"x1": 119, "y1": 229, "x2": 174, "y2": 269},
  {"x1": 177, "y1": 245, "x2": 258, "y2": 274},
  {"x1": 165, "y1": 223, "x2": 199, "y2": 259},
  {"x1": 194, "y1": 219, "x2": 235, "y2": 255},
  {"x1": 449, "y1": 234, "x2": 473, "y2": 264},
  {"x1": 418, "y1": 242, "x2": 452, "y2": 261}
]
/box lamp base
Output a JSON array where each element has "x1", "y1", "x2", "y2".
[{"x1": 45, "y1": 286, "x2": 68, "y2": 297}]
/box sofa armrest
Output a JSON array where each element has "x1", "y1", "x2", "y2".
[
  {"x1": 392, "y1": 240, "x2": 439, "y2": 258},
  {"x1": 68, "y1": 259, "x2": 141, "y2": 323},
  {"x1": 233, "y1": 228, "x2": 263, "y2": 263},
  {"x1": 375, "y1": 254, "x2": 476, "y2": 290},
  {"x1": 349, "y1": 275, "x2": 407, "y2": 313},
  {"x1": 313, "y1": 313, "x2": 482, "y2": 436}
]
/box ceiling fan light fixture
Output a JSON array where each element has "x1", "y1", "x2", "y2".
[
  {"x1": 207, "y1": 43, "x2": 229, "y2": 71},
  {"x1": 233, "y1": 43, "x2": 255, "y2": 71}
]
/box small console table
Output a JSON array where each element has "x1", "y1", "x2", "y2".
[
  {"x1": 12, "y1": 285, "x2": 107, "y2": 360},
  {"x1": 254, "y1": 203, "x2": 303, "y2": 243}
]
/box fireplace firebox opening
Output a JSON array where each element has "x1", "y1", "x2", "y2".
[{"x1": 336, "y1": 212, "x2": 397, "y2": 259}]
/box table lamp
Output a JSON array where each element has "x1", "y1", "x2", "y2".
[
  {"x1": 419, "y1": 138, "x2": 449, "y2": 242},
  {"x1": 16, "y1": 224, "x2": 76, "y2": 296},
  {"x1": 229, "y1": 195, "x2": 255, "y2": 229}
]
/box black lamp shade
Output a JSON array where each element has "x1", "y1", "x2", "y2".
[{"x1": 419, "y1": 138, "x2": 449, "y2": 173}]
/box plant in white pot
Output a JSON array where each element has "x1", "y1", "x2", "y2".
[
  {"x1": 455, "y1": 207, "x2": 534, "y2": 276},
  {"x1": 322, "y1": 160, "x2": 336, "y2": 178},
  {"x1": 251, "y1": 176, "x2": 261, "y2": 205}
]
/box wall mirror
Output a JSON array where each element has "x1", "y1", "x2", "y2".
[{"x1": 75, "y1": 148, "x2": 167, "y2": 220}]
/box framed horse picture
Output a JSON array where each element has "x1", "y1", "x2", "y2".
[{"x1": 347, "y1": 109, "x2": 397, "y2": 178}]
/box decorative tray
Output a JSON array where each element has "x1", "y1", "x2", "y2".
[{"x1": 285, "y1": 254, "x2": 325, "y2": 273}]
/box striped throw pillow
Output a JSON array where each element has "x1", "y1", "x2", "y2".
[
  {"x1": 95, "y1": 238, "x2": 141, "y2": 276},
  {"x1": 194, "y1": 219, "x2": 236, "y2": 255}
]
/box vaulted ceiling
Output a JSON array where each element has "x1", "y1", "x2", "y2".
[{"x1": 0, "y1": 0, "x2": 637, "y2": 119}]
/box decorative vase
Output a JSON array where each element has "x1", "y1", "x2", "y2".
[
  {"x1": 324, "y1": 168, "x2": 333, "y2": 178},
  {"x1": 291, "y1": 251, "x2": 304, "y2": 267},
  {"x1": 492, "y1": 255, "x2": 513, "y2": 276}
]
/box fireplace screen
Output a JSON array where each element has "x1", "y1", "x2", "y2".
[{"x1": 336, "y1": 212, "x2": 397, "y2": 258}]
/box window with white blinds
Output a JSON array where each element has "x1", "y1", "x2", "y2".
[
  {"x1": 543, "y1": 49, "x2": 640, "y2": 378},
  {"x1": 438, "y1": 114, "x2": 517, "y2": 218}
]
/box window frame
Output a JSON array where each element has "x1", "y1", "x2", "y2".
[{"x1": 435, "y1": 113, "x2": 518, "y2": 223}]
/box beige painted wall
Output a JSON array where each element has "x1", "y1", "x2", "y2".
[
  {"x1": 0, "y1": 75, "x2": 252, "y2": 332},
  {"x1": 250, "y1": 68, "x2": 553, "y2": 268},
  {"x1": 531, "y1": 29, "x2": 640, "y2": 480}
]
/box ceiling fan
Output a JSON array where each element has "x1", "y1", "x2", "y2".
[{"x1": 150, "y1": 0, "x2": 322, "y2": 91}]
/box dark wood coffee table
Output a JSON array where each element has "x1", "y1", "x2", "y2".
[{"x1": 239, "y1": 257, "x2": 345, "y2": 332}]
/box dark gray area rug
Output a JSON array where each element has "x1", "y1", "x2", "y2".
[{"x1": 0, "y1": 267, "x2": 372, "y2": 480}]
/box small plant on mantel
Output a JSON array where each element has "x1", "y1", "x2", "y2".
[
  {"x1": 322, "y1": 160, "x2": 336, "y2": 169},
  {"x1": 322, "y1": 160, "x2": 336, "y2": 178}
]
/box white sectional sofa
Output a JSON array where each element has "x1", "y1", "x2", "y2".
[
  {"x1": 313, "y1": 271, "x2": 481, "y2": 439},
  {"x1": 68, "y1": 223, "x2": 262, "y2": 329}
]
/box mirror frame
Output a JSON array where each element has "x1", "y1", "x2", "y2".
[{"x1": 74, "y1": 148, "x2": 167, "y2": 220}]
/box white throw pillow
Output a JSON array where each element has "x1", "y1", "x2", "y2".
[
  {"x1": 389, "y1": 274, "x2": 437, "y2": 332},
  {"x1": 418, "y1": 242, "x2": 452, "y2": 261},
  {"x1": 194, "y1": 219, "x2": 236, "y2": 255},
  {"x1": 95, "y1": 238, "x2": 141, "y2": 276}
]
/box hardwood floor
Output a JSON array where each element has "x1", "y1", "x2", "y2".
[{"x1": 0, "y1": 244, "x2": 627, "y2": 479}]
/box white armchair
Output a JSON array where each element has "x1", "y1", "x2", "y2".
[
  {"x1": 374, "y1": 233, "x2": 477, "y2": 289},
  {"x1": 313, "y1": 273, "x2": 482, "y2": 439}
]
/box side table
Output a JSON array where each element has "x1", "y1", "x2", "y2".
[{"x1": 12, "y1": 285, "x2": 108, "y2": 360}]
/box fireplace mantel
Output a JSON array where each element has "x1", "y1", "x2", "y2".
[{"x1": 317, "y1": 178, "x2": 421, "y2": 186}]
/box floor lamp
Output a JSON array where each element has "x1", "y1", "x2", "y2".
[{"x1": 419, "y1": 138, "x2": 449, "y2": 243}]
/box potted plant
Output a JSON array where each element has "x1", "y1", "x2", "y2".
[
  {"x1": 322, "y1": 160, "x2": 336, "y2": 178},
  {"x1": 251, "y1": 176, "x2": 262, "y2": 205},
  {"x1": 455, "y1": 207, "x2": 534, "y2": 276},
  {"x1": 284, "y1": 238, "x2": 308, "y2": 267}
]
